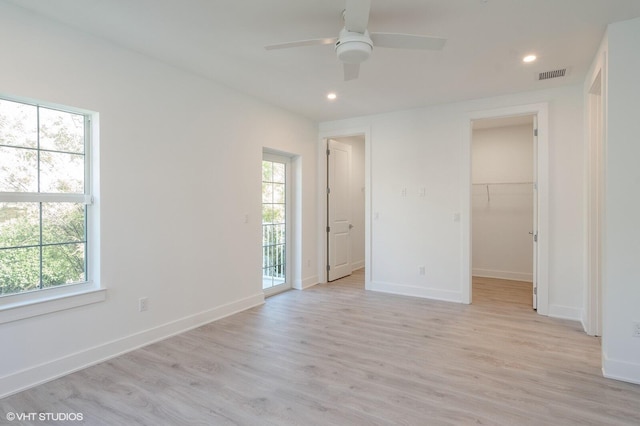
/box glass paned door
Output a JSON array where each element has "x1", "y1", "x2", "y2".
[{"x1": 262, "y1": 155, "x2": 289, "y2": 294}]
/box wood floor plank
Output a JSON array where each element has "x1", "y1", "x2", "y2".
[{"x1": 2, "y1": 270, "x2": 640, "y2": 425}]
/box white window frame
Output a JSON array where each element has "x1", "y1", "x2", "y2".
[{"x1": 0, "y1": 94, "x2": 104, "y2": 324}]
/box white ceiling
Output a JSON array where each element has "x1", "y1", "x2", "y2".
[{"x1": 7, "y1": 0, "x2": 640, "y2": 122}]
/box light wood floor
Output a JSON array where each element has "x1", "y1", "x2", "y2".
[{"x1": 2, "y1": 271, "x2": 640, "y2": 425}]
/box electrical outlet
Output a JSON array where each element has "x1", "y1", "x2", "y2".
[
  {"x1": 419, "y1": 266, "x2": 426, "y2": 276},
  {"x1": 633, "y1": 322, "x2": 640, "y2": 337},
  {"x1": 139, "y1": 297, "x2": 149, "y2": 312}
]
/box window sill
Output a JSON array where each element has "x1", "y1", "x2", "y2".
[{"x1": 0, "y1": 284, "x2": 106, "y2": 324}]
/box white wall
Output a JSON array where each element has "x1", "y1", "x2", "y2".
[
  {"x1": 320, "y1": 84, "x2": 584, "y2": 317},
  {"x1": 599, "y1": 16, "x2": 640, "y2": 385},
  {"x1": 333, "y1": 136, "x2": 366, "y2": 270},
  {"x1": 0, "y1": 3, "x2": 318, "y2": 397},
  {"x1": 472, "y1": 124, "x2": 534, "y2": 282}
]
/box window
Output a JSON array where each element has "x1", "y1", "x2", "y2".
[
  {"x1": 0, "y1": 96, "x2": 93, "y2": 301},
  {"x1": 262, "y1": 154, "x2": 290, "y2": 295}
]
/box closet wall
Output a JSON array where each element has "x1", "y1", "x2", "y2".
[{"x1": 472, "y1": 121, "x2": 534, "y2": 282}]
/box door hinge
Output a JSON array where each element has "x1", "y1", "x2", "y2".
[
  {"x1": 534, "y1": 233, "x2": 538, "y2": 243},
  {"x1": 534, "y1": 128, "x2": 538, "y2": 137},
  {"x1": 533, "y1": 287, "x2": 537, "y2": 295},
  {"x1": 327, "y1": 187, "x2": 331, "y2": 194},
  {"x1": 326, "y1": 265, "x2": 331, "y2": 271},
  {"x1": 326, "y1": 226, "x2": 330, "y2": 233},
  {"x1": 326, "y1": 149, "x2": 330, "y2": 156}
]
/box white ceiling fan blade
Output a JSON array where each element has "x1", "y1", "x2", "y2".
[
  {"x1": 344, "y1": 62, "x2": 360, "y2": 81},
  {"x1": 370, "y1": 33, "x2": 446, "y2": 50},
  {"x1": 344, "y1": 0, "x2": 371, "y2": 34},
  {"x1": 265, "y1": 37, "x2": 337, "y2": 50}
]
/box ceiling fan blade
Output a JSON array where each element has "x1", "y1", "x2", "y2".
[
  {"x1": 344, "y1": 62, "x2": 360, "y2": 81},
  {"x1": 265, "y1": 37, "x2": 337, "y2": 50},
  {"x1": 344, "y1": 0, "x2": 371, "y2": 33},
  {"x1": 370, "y1": 32, "x2": 446, "y2": 50}
]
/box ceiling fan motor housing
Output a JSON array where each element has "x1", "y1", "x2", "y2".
[{"x1": 335, "y1": 29, "x2": 373, "y2": 63}]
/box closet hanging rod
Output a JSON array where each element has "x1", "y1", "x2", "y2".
[{"x1": 472, "y1": 181, "x2": 534, "y2": 185}]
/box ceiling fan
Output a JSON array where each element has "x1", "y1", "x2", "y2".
[{"x1": 264, "y1": 0, "x2": 446, "y2": 81}]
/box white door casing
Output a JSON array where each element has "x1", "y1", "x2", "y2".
[
  {"x1": 327, "y1": 139, "x2": 352, "y2": 281},
  {"x1": 532, "y1": 115, "x2": 539, "y2": 310}
]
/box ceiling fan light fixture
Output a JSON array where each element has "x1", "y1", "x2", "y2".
[
  {"x1": 327, "y1": 92, "x2": 337, "y2": 100},
  {"x1": 335, "y1": 29, "x2": 373, "y2": 64},
  {"x1": 523, "y1": 54, "x2": 537, "y2": 63}
]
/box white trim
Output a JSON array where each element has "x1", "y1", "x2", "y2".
[
  {"x1": 584, "y1": 51, "x2": 607, "y2": 338},
  {"x1": 351, "y1": 259, "x2": 365, "y2": 271},
  {"x1": 603, "y1": 354, "x2": 640, "y2": 386},
  {"x1": 463, "y1": 103, "x2": 549, "y2": 315},
  {"x1": 547, "y1": 304, "x2": 583, "y2": 321},
  {"x1": 299, "y1": 275, "x2": 319, "y2": 290},
  {"x1": 370, "y1": 281, "x2": 462, "y2": 303},
  {"x1": 472, "y1": 269, "x2": 533, "y2": 283},
  {"x1": 0, "y1": 292, "x2": 264, "y2": 398},
  {"x1": 0, "y1": 286, "x2": 106, "y2": 324}
]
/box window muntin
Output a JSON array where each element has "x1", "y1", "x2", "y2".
[{"x1": 0, "y1": 97, "x2": 90, "y2": 297}]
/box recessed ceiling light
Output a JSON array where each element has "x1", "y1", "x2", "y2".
[
  {"x1": 327, "y1": 92, "x2": 337, "y2": 100},
  {"x1": 523, "y1": 54, "x2": 537, "y2": 63}
]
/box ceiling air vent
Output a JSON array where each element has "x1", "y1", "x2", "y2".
[{"x1": 538, "y1": 68, "x2": 567, "y2": 81}]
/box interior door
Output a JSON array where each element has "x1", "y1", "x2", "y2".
[
  {"x1": 327, "y1": 139, "x2": 352, "y2": 281},
  {"x1": 532, "y1": 116, "x2": 538, "y2": 310}
]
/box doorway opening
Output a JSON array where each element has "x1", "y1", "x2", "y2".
[
  {"x1": 471, "y1": 115, "x2": 537, "y2": 309},
  {"x1": 262, "y1": 152, "x2": 292, "y2": 296},
  {"x1": 323, "y1": 135, "x2": 366, "y2": 284},
  {"x1": 464, "y1": 102, "x2": 548, "y2": 314}
]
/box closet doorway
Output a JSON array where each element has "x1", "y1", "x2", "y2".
[{"x1": 471, "y1": 115, "x2": 537, "y2": 309}]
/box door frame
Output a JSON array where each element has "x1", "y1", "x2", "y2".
[
  {"x1": 585, "y1": 54, "x2": 606, "y2": 337},
  {"x1": 462, "y1": 103, "x2": 549, "y2": 315},
  {"x1": 318, "y1": 127, "x2": 371, "y2": 287}
]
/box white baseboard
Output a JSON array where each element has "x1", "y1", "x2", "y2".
[
  {"x1": 351, "y1": 260, "x2": 365, "y2": 271},
  {"x1": 0, "y1": 293, "x2": 264, "y2": 399},
  {"x1": 547, "y1": 304, "x2": 582, "y2": 321},
  {"x1": 472, "y1": 268, "x2": 533, "y2": 282},
  {"x1": 370, "y1": 281, "x2": 462, "y2": 303},
  {"x1": 299, "y1": 275, "x2": 319, "y2": 290},
  {"x1": 603, "y1": 354, "x2": 640, "y2": 385}
]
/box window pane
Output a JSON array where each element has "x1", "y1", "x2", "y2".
[
  {"x1": 0, "y1": 202, "x2": 40, "y2": 249},
  {"x1": 0, "y1": 99, "x2": 37, "y2": 148},
  {"x1": 0, "y1": 146, "x2": 38, "y2": 192},
  {"x1": 272, "y1": 163, "x2": 285, "y2": 183},
  {"x1": 40, "y1": 151, "x2": 84, "y2": 193},
  {"x1": 0, "y1": 247, "x2": 40, "y2": 295},
  {"x1": 42, "y1": 203, "x2": 85, "y2": 244},
  {"x1": 39, "y1": 107, "x2": 84, "y2": 154},
  {"x1": 262, "y1": 182, "x2": 273, "y2": 203},
  {"x1": 262, "y1": 205, "x2": 274, "y2": 224},
  {"x1": 42, "y1": 243, "x2": 85, "y2": 287},
  {"x1": 273, "y1": 183, "x2": 285, "y2": 203},
  {"x1": 275, "y1": 224, "x2": 285, "y2": 244},
  {"x1": 271, "y1": 204, "x2": 285, "y2": 224},
  {"x1": 262, "y1": 161, "x2": 272, "y2": 182}
]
